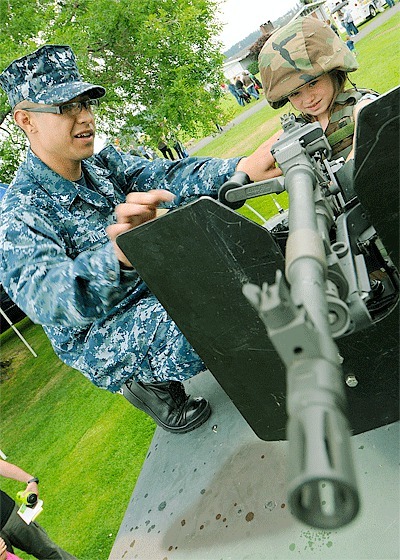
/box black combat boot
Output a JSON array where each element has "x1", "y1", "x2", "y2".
[{"x1": 123, "y1": 379, "x2": 211, "y2": 433}]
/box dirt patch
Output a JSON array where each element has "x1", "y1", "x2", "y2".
[{"x1": 0, "y1": 358, "x2": 14, "y2": 383}]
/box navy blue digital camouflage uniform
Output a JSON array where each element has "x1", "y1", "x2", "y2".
[{"x1": 0, "y1": 45, "x2": 241, "y2": 393}]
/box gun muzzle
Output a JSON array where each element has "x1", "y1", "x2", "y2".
[{"x1": 286, "y1": 359, "x2": 360, "y2": 529}]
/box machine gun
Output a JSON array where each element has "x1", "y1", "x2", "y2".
[
  {"x1": 217, "y1": 109, "x2": 398, "y2": 529},
  {"x1": 116, "y1": 87, "x2": 399, "y2": 531}
]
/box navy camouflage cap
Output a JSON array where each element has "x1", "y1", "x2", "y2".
[{"x1": 0, "y1": 45, "x2": 105, "y2": 108}]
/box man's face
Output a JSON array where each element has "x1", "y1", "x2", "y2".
[{"x1": 19, "y1": 95, "x2": 98, "y2": 179}]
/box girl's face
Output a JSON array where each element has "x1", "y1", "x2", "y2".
[{"x1": 288, "y1": 74, "x2": 336, "y2": 121}]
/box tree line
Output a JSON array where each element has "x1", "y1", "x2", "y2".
[{"x1": 0, "y1": 0, "x2": 227, "y2": 182}]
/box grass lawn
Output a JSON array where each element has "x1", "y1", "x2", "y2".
[
  {"x1": 0, "y1": 320, "x2": 156, "y2": 559},
  {"x1": 0, "y1": 10, "x2": 398, "y2": 560}
]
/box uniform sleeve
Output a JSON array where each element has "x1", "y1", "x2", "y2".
[
  {"x1": 95, "y1": 146, "x2": 241, "y2": 205},
  {"x1": 356, "y1": 93, "x2": 378, "y2": 105},
  {"x1": 127, "y1": 156, "x2": 241, "y2": 206},
  {"x1": 1, "y1": 152, "x2": 242, "y2": 328},
  {"x1": 0, "y1": 204, "x2": 139, "y2": 328}
]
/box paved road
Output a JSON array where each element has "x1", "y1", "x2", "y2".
[
  {"x1": 188, "y1": 4, "x2": 399, "y2": 155},
  {"x1": 353, "y1": 1, "x2": 399, "y2": 40}
]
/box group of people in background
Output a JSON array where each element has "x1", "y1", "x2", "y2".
[
  {"x1": 338, "y1": 6, "x2": 359, "y2": 36},
  {"x1": 336, "y1": 1, "x2": 395, "y2": 55},
  {"x1": 226, "y1": 71, "x2": 262, "y2": 106},
  {"x1": 337, "y1": 1, "x2": 396, "y2": 37},
  {"x1": 126, "y1": 134, "x2": 189, "y2": 161}
]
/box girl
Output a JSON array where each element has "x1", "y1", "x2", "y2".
[{"x1": 258, "y1": 17, "x2": 377, "y2": 161}]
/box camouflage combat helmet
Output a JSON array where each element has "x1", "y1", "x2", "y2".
[
  {"x1": 0, "y1": 45, "x2": 105, "y2": 108},
  {"x1": 259, "y1": 17, "x2": 358, "y2": 109}
]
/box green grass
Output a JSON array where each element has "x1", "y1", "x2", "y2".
[
  {"x1": 0, "y1": 11, "x2": 398, "y2": 560},
  {"x1": 0, "y1": 320, "x2": 156, "y2": 559},
  {"x1": 352, "y1": 10, "x2": 400, "y2": 92}
]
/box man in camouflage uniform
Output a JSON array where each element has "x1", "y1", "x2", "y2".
[{"x1": 0, "y1": 45, "x2": 280, "y2": 434}]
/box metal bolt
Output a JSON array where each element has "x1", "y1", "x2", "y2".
[
  {"x1": 345, "y1": 375, "x2": 358, "y2": 387},
  {"x1": 265, "y1": 500, "x2": 277, "y2": 511}
]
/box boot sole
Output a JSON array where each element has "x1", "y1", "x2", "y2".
[{"x1": 124, "y1": 385, "x2": 212, "y2": 434}]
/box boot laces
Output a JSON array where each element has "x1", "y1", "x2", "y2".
[{"x1": 168, "y1": 381, "x2": 189, "y2": 406}]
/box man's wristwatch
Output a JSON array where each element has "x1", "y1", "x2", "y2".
[{"x1": 27, "y1": 477, "x2": 39, "y2": 484}]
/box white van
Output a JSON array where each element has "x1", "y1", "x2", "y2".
[{"x1": 327, "y1": 0, "x2": 385, "y2": 31}]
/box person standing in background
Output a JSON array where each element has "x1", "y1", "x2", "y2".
[
  {"x1": 157, "y1": 137, "x2": 175, "y2": 159},
  {"x1": 227, "y1": 81, "x2": 244, "y2": 105},
  {"x1": 343, "y1": 7, "x2": 359, "y2": 35},
  {"x1": 345, "y1": 35, "x2": 357, "y2": 55},
  {"x1": 241, "y1": 71, "x2": 259, "y2": 100},
  {"x1": 0, "y1": 459, "x2": 77, "y2": 559}
]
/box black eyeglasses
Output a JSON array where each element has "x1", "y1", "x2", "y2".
[{"x1": 24, "y1": 98, "x2": 101, "y2": 117}]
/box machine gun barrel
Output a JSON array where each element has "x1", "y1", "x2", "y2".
[
  {"x1": 283, "y1": 162, "x2": 359, "y2": 529},
  {"x1": 239, "y1": 116, "x2": 360, "y2": 529}
]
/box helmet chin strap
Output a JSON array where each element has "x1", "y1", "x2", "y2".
[{"x1": 347, "y1": 75, "x2": 358, "y2": 90}]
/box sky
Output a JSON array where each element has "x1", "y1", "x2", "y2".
[{"x1": 216, "y1": 0, "x2": 299, "y2": 50}]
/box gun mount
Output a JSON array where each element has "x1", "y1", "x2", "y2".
[{"x1": 116, "y1": 88, "x2": 399, "y2": 538}]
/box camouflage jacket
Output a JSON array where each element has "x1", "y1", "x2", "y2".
[
  {"x1": 0, "y1": 147, "x2": 239, "y2": 390},
  {"x1": 298, "y1": 89, "x2": 378, "y2": 160},
  {"x1": 325, "y1": 89, "x2": 378, "y2": 159}
]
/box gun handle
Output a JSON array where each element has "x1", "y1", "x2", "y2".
[
  {"x1": 287, "y1": 400, "x2": 359, "y2": 529},
  {"x1": 218, "y1": 171, "x2": 251, "y2": 209}
]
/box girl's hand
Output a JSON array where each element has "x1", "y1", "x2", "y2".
[{"x1": 236, "y1": 130, "x2": 283, "y2": 182}]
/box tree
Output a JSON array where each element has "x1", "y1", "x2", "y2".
[
  {"x1": 0, "y1": 0, "x2": 226, "y2": 180},
  {"x1": 248, "y1": 35, "x2": 270, "y2": 59}
]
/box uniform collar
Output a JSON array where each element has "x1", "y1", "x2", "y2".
[
  {"x1": 25, "y1": 149, "x2": 115, "y2": 208},
  {"x1": 335, "y1": 89, "x2": 360, "y2": 106}
]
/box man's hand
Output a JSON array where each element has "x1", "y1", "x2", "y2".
[
  {"x1": 106, "y1": 189, "x2": 175, "y2": 268},
  {"x1": 25, "y1": 479, "x2": 39, "y2": 499},
  {"x1": 236, "y1": 130, "x2": 283, "y2": 182}
]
